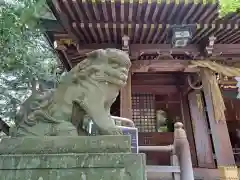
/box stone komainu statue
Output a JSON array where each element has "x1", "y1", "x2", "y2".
[{"x1": 11, "y1": 49, "x2": 131, "y2": 136}]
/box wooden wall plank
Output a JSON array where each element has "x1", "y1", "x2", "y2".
[
  {"x1": 120, "y1": 72, "x2": 132, "y2": 119},
  {"x1": 202, "y1": 77, "x2": 236, "y2": 166},
  {"x1": 132, "y1": 85, "x2": 178, "y2": 94},
  {"x1": 188, "y1": 91, "x2": 215, "y2": 168},
  {"x1": 139, "y1": 132, "x2": 174, "y2": 165}
]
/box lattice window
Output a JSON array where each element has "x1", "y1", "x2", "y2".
[{"x1": 132, "y1": 93, "x2": 156, "y2": 132}]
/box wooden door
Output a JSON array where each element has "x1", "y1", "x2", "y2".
[{"x1": 188, "y1": 91, "x2": 215, "y2": 168}]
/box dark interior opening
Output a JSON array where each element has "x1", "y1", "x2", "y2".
[{"x1": 110, "y1": 94, "x2": 120, "y2": 117}]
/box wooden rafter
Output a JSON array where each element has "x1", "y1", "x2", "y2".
[
  {"x1": 42, "y1": 0, "x2": 240, "y2": 70},
  {"x1": 47, "y1": 0, "x2": 239, "y2": 25},
  {"x1": 42, "y1": 20, "x2": 240, "y2": 45},
  {"x1": 44, "y1": 0, "x2": 240, "y2": 45},
  {"x1": 51, "y1": 0, "x2": 79, "y2": 43}
]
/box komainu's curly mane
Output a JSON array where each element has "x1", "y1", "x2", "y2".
[
  {"x1": 71, "y1": 48, "x2": 130, "y2": 87},
  {"x1": 12, "y1": 49, "x2": 131, "y2": 136}
]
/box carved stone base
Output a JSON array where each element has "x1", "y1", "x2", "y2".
[
  {"x1": 218, "y1": 166, "x2": 239, "y2": 180},
  {"x1": 0, "y1": 136, "x2": 146, "y2": 180}
]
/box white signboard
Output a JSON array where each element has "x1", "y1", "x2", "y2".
[{"x1": 118, "y1": 126, "x2": 139, "y2": 153}]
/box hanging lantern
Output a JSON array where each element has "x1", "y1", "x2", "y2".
[{"x1": 169, "y1": 24, "x2": 196, "y2": 48}]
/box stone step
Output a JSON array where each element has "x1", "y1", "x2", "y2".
[
  {"x1": 147, "y1": 165, "x2": 180, "y2": 180},
  {"x1": 146, "y1": 166, "x2": 212, "y2": 180},
  {"x1": 0, "y1": 136, "x2": 146, "y2": 180},
  {"x1": 0, "y1": 152, "x2": 146, "y2": 180},
  {"x1": 0, "y1": 135, "x2": 131, "y2": 154},
  {"x1": 148, "y1": 177, "x2": 205, "y2": 180},
  {"x1": 147, "y1": 172, "x2": 173, "y2": 180},
  {"x1": 147, "y1": 165, "x2": 180, "y2": 173}
]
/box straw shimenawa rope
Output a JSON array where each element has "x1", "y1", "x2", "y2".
[
  {"x1": 201, "y1": 69, "x2": 226, "y2": 122},
  {"x1": 189, "y1": 60, "x2": 240, "y2": 122},
  {"x1": 189, "y1": 61, "x2": 240, "y2": 76}
]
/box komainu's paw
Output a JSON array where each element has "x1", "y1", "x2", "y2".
[{"x1": 100, "y1": 127, "x2": 123, "y2": 135}]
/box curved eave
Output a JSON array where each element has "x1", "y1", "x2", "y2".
[
  {"x1": 44, "y1": 0, "x2": 240, "y2": 44},
  {"x1": 42, "y1": 0, "x2": 240, "y2": 69},
  {"x1": 43, "y1": 21, "x2": 240, "y2": 44}
]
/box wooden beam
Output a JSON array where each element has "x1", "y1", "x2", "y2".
[
  {"x1": 76, "y1": 44, "x2": 121, "y2": 54},
  {"x1": 45, "y1": 41, "x2": 240, "y2": 70},
  {"x1": 120, "y1": 36, "x2": 132, "y2": 120},
  {"x1": 131, "y1": 60, "x2": 199, "y2": 73},
  {"x1": 120, "y1": 73, "x2": 132, "y2": 119},
  {"x1": 130, "y1": 44, "x2": 201, "y2": 59},
  {"x1": 132, "y1": 85, "x2": 179, "y2": 94},
  {"x1": 188, "y1": 90, "x2": 215, "y2": 168},
  {"x1": 219, "y1": 79, "x2": 237, "y2": 85},
  {"x1": 132, "y1": 73, "x2": 182, "y2": 85},
  {"x1": 46, "y1": 41, "x2": 240, "y2": 57},
  {"x1": 73, "y1": 44, "x2": 240, "y2": 58},
  {"x1": 213, "y1": 44, "x2": 240, "y2": 56}
]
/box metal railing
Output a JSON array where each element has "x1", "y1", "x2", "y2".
[{"x1": 173, "y1": 122, "x2": 194, "y2": 180}]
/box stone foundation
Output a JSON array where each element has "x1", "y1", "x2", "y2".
[{"x1": 0, "y1": 136, "x2": 146, "y2": 180}]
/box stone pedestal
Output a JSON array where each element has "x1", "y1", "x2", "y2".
[{"x1": 0, "y1": 136, "x2": 146, "y2": 180}]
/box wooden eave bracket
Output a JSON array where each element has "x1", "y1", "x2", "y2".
[
  {"x1": 205, "y1": 36, "x2": 216, "y2": 56},
  {"x1": 54, "y1": 40, "x2": 73, "y2": 69},
  {"x1": 156, "y1": 52, "x2": 174, "y2": 60}
]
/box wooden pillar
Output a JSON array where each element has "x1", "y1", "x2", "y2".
[
  {"x1": 188, "y1": 90, "x2": 215, "y2": 168},
  {"x1": 120, "y1": 35, "x2": 132, "y2": 119},
  {"x1": 202, "y1": 75, "x2": 235, "y2": 166},
  {"x1": 120, "y1": 74, "x2": 132, "y2": 119},
  {"x1": 179, "y1": 91, "x2": 198, "y2": 167}
]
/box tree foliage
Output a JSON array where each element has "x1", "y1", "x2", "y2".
[
  {"x1": 0, "y1": 0, "x2": 59, "y2": 123},
  {"x1": 219, "y1": 0, "x2": 240, "y2": 16}
]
